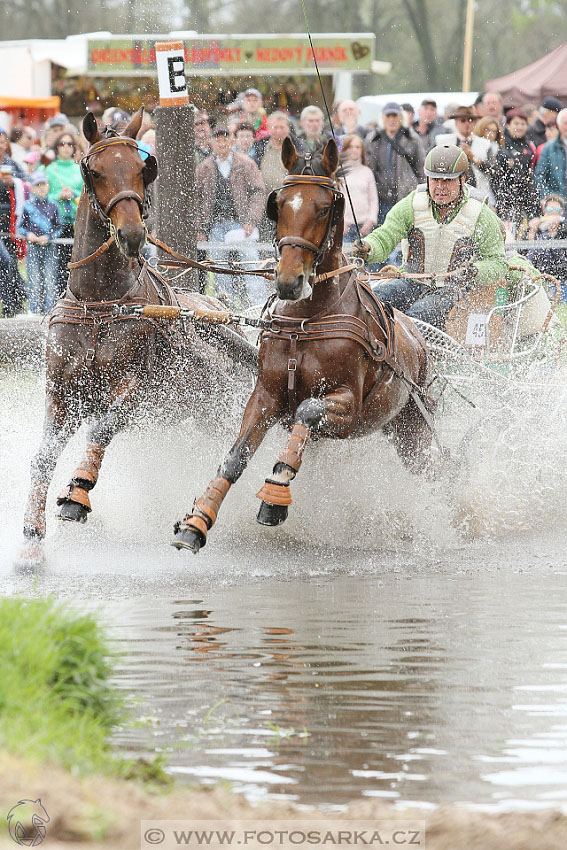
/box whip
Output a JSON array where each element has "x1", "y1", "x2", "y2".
[{"x1": 299, "y1": 0, "x2": 363, "y2": 244}]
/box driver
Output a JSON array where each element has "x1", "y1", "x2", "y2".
[{"x1": 353, "y1": 144, "x2": 507, "y2": 328}]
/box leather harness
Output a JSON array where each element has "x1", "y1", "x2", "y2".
[
  {"x1": 49, "y1": 263, "x2": 182, "y2": 364},
  {"x1": 263, "y1": 170, "x2": 438, "y2": 430},
  {"x1": 261, "y1": 272, "x2": 398, "y2": 415}
]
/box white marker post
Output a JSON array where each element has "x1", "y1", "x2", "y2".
[
  {"x1": 154, "y1": 41, "x2": 196, "y2": 286},
  {"x1": 155, "y1": 41, "x2": 189, "y2": 106}
]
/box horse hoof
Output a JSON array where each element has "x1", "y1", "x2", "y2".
[
  {"x1": 257, "y1": 500, "x2": 288, "y2": 526},
  {"x1": 57, "y1": 500, "x2": 89, "y2": 523},
  {"x1": 171, "y1": 526, "x2": 205, "y2": 554},
  {"x1": 13, "y1": 540, "x2": 46, "y2": 573}
]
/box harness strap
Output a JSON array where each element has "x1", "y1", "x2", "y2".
[
  {"x1": 278, "y1": 235, "x2": 320, "y2": 254},
  {"x1": 288, "y1": 334, "x2": 298, "y2": 414},
  {"x1": 68, "y1": 236, "x2": 115, "y2": 269},
  {"x1": 104, "y1": 189, "x2": 144, "y2": 217},
  {"x1": 147, "y1": 234, "x2": 275, "y2": 279},
  {"x1": 49, "y1": 261, "x2": 181, "y2": 361}
]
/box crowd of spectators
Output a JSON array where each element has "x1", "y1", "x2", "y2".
[{"x1": 2, "y1": 85, "x2": 567, "y2": 315}]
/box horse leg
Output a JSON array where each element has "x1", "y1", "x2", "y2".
[
  {"x1": 19, "y1": 403, "x2": 76, "y2": 565},
  {"x1": 257, "y1": 391, "x2": 354, "y2": 526},
  {"x1": 56, "y1": 439, "x2": 106, "y2": 523},
  {"x1": 386, "y1": 397, "x2": 434, "y2": 476},
  {"x1": 172, "y1": 386, "x2": 280, "y2": 554},
  {"x1": 56, "y1": 384, "x2": 137, "y2": 523}
]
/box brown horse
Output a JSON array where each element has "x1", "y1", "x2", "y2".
[
  {"x1": 18, "y1": 109, "x2": 238, "y2": 565},
  {"x1": 172, "y1": 137, "x2": 434, "y2": 554}
]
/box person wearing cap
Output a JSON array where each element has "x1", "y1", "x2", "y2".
[
  {"x1": 447, "y1": 105, "x2": 480, "y2": 186},
  {"x1": 101, "y1": 107, "x2": 131, "y2": 132},
  {"x1": 535, "y1": 107, "x2": 567, "y2": 203},
  {"x1": 40, "y1": 115, "x2": 68, "y2": 162},
  {"x1": 238, "y1": 88, "x2": 269, "y2": 141},
  {"x1": 492, "y1": 108, "x2": 539, "y2": 228},
  {"x1": 365, "y1": 101, "x2": 424, "y2": 225},
  {"x1": 413, "y1": 99, "x2": 444, "y2": 149},
  {"x1": 352, "y1": 144, "x2": 507, "y2": 328},
  {"x1": 401, "y1": 103, "x2": 415, "y2": 129},
  {"x1": 533, "y1": 116, "x2": 558, "y2": 167},
  {"x1": 18, "y1": 172, "x2": 61, "y2": 313},
  {"x1": 195, "y1": 125, "x2": 267, "y2": 307},
  {"x1": 0, "y1": 128, "x2": 26, "y2": 181},
  {"x1": 0, "y1": 163, "x2": 26, "y2": 316},
  {"x1": 527, "y1": 96, "x2": 563, "y2": 147}
]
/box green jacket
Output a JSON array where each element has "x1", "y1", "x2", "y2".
[
  {"x1": 363, "y1": 187, "x2": 508, "y2": 286},
  {"x1": 45, "y1": 159, "x2": 83, "y2": 226}
]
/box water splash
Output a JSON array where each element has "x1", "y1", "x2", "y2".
[{"x1": 2, "y1": 364, "x2": 567, "y2": 571}]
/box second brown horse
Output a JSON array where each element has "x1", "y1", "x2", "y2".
[{"x1": 172, "y1": 137, "x2": 434, "y2": 554}]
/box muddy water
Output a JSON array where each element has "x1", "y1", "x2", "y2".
[{"x1": 1, "y1": 365, "x2": 567, "y2": 811}]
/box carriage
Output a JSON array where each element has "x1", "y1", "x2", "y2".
[{"x1": 403, "y1": 262, "x2": 567, "y2": 468}]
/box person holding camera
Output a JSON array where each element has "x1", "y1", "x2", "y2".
[{"x1": 526, "y1": 194, "x2": 567, "y2": 288}]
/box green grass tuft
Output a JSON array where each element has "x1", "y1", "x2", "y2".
[{"x1": 0, "y1": 597, "x2": 169, "y2": 784}]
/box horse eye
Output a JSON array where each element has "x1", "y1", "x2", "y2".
[
  {"x1": 318, "y1": 206, "x2": 330, "y2": 218},
  {"x1": 91, "y1": 170, "x2": 101, "y2": 180}
]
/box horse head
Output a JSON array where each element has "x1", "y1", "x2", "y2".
[
  {"x1": 81, "y1": 108, "x2": 157, "y2": 259},
  {"x1": 268, "y1": 137, "x2": 344, "y2": 302}
]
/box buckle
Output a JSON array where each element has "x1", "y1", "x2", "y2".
[
  {"x1": 288, "y1": 358, "x2": 297, "y2": 372},
  {"x1": 85, "y1": 348, "x2": 95, "y2": 363}
]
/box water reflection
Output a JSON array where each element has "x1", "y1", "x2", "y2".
[{"x1": 107, "y1": 571, "x2": 567, "y2": 809}]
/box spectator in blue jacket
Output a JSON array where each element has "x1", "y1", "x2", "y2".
[
  {"x1": 535, "y1": 108, "x2": 567, "y2": 201},
  {"x1": 18, "y1": 172, "x2": 61, "y2": 313}
]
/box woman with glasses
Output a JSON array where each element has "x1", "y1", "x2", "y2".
[{"x1": 45, "y1": 132, "x2": 83, "y2": 298}]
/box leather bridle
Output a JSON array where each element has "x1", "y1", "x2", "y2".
[
  {"x1": 69, "y1": 134, "x2": 157, "y2": 270},
  {"x1": 267, "y1": 173, "x2": 345, "y2": 274},
  {"x1": 80, "y1": 135, "x2": 155, "y2": 225}
]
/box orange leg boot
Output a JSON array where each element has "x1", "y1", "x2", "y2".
[
  {"x1": 257, "y1": 423, "x2": 309, "y2": 526},
  {"x1": 56, "y1": 443, "x2": 105, "y2": 524},
  {"x1": 171, "y1": 477, "x2": 231, "y2": 554}
]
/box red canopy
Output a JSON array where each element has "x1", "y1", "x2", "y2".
[{"x1": 485, "y1": 43, "x2": 567, "y2": 106}]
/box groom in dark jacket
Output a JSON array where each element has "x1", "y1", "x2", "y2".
[{"x1": 365, "y1": 101, "x2": 425, "y2": 224}]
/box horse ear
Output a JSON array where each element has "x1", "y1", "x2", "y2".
[
  {"x1": 322, "y1": 138, "x2": 339, "y2": 177},
  {"x1": 123, "y1": 107, "x2": 144, "y2": 139},
  {"x1": 266, "y1": 190, "x2": 278, "y2": 222},
  {"x1": 281, "y1": 136, "x2": 298, "y2": 172},
  {"x1": 143, "y1": 154, "x2": 158, "y2": 185},
  {"x1": 83, "y1": 112, "x2": 101, "y2": 145}
]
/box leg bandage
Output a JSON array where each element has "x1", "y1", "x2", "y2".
[
  {"x1": 276, "y1": 423, "x2": 310, "y2": 473},
  {"x1": 182, "y1": 477, "x2": 231, "y2": 539}
]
